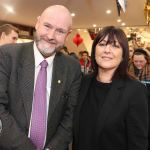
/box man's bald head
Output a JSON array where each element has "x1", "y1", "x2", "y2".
[
  {"x1": 35, "y1": 5, "x2": 72, "y2": 58},
  {"x1": 39, "y1": 5, "x2": 72, "y2": 31}
]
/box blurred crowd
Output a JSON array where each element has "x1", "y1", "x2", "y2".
[{"x1": 60, "y1": 39, "x2": 150, "y2": 82}]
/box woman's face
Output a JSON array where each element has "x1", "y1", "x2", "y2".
[
  {"x1": 129, "y1": 46, "x2": 134, "y2": 59},
  {"x1": 133, "y1": 54, "x2": 147, "y2": 69},
  {"x1": 95, "y1": 35, "x2": 123, "y2": 72}
]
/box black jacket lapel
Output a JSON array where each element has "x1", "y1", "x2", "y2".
[
  {"x1": 74, "y1": 75, "x2": 94, "y2": 148},
  {"x1": 47, "y1": 53, "x2": 66, "y2": 121},
  {"x1": 17, "y1": 42, "x2": 35, "y2": 126}
]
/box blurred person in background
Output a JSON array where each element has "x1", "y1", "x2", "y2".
[
  {"x1": 129, "y1": 45, "x2": 135, "y2": 59},
  {"x1": 60, "y1": 45, "x2": 69, "y2": 55},
  {"x1": 69, "y1": 52, "x2": 79, "y2": 60},
  {"x1": 128, "y1": 45, "x2": 135, "y2": 68},
  {"x1": 79, "y1": 50, "x2": 92, "y2": 75},
  {"x1": 78, "y1": 51, "x2": 83, "y2": 59},
  {"x1": 73, "y1": 26, "x2": 148, "y2": 150},
  {"x1": 128, "y1": 48, "x2": 150, "y2": 82},
  {"x1": 0, "y1": 24, "x2": 19, "y2": 45}
]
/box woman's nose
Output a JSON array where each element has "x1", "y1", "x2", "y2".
[{"x1": 104, "y1": 44, "x2": 111, "y2": 52}]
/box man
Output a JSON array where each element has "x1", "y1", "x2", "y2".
[
  {"x1": 0, "y1": 24, "x2": 19, "y2": 45},
  {"x1": 79, "y1": 51, "x2": 91, "y2": 75},
  {"x1": 0, "y1": 5, "x2": 81, "y2": 150}
]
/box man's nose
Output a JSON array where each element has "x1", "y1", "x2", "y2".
[
  {"x1": 136, "y1": 62, "x2": 141, "y2": 66},
  {"x1": 47, "y1": 29, "x2": 56, "y2": 39}
]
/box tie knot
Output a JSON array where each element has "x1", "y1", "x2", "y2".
[{"x1": 40, "y1": 60, "x2": 48, "y2": 68}]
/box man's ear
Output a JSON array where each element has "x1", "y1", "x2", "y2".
[
  {"x1": 35, "y1": 16, "x2": 41, "y2": 30},
  {"x1": 1, "y1": 32, "x2": 6, "y2": 40}
]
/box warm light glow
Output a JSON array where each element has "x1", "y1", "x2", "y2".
[
  {"x1": 144, "y1": 0, "x2": 150, "y2": 25},
  {"x1": 93, "y1": 24, "x2": 97, "y2": 27},
  {"x1": 3, "y1": 4, "x2": 15, "y2": 13},
  {"x1": 117, "y1": 19, "x2": 122, "y2": 22},
  {"x1": 71, "y1": 13, "x2": 75, "y2": 17},
  {"x1": 121, "y1": 22, "x2": 126, "y2": 26},
  {"x1": 106, "y1": 9, "x2": 111, "y2": 14}
]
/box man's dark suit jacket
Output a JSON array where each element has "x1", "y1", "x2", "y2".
[
  {"x1": 73, "y1": 75, "x2": 149, "y2": 150},
  {"x1": 0, "y1": 42, "x2": 81, "y2": 150}
]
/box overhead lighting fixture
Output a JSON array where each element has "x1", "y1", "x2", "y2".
[
  {"x1": 3, "y1": 4, "x2": 15, "y2": 13},
  {"x1": 71, "y1": 13, "x2": 75, "y2": 17},
  {"x1": 106, "y1": 9, "x2": 111, "y2": 14},
  {"x1": 121, "y1": 22, "x2": 126, "y2": 26},
  {"x1": 99, "y1": 28, "x2": 101, "y2": 31},
  {"x1": 117, "y1": 18, "x2": 122, "y2": 22},
  {"x1": 93, "y1": 24, "x2": 97, "y2": 27}
]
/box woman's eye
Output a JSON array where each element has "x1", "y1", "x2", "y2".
[
  {"x1": 112, "y1": 44, "x2": 120, "y2": 48},
  {"x1": 115, "y1": 45, "x2": 121, "y2": 48},
  {"x1": 98, "y1": 43, "x2": 106, "y2": 46}
]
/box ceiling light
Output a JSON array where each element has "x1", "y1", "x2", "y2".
[
  {"x1": 99, "y1": 28, "x2": 101, "y2": 31},
  {"x1": 3, "y1": 4, "x2": 14, "y2": 13},
  {"x1": 71, "y1": 13, "x2": 75, "y2": 17},
  {"x1": 93, "y1": 24, "x2": 97, "y2": 27},
  {"x1": 106, "y1": 10, "x2": 111, "y2": 14},
  {"x1": 117, "y1": 19, "x2": 122, "y2": 22},
  {"x1": 121, "y1": 22, "x2": 126, "y2": 26}
]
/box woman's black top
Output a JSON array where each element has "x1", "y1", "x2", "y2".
[{"x1": 78, "y1": 77, "x2": 112, "y2": 150}]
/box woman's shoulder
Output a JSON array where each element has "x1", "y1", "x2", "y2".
[
  {"x1": 123, "y1": 78, "x2": 147, "y2": 94},
  {"x1": 125, "y1": 78, "x2": 144, "y2": 86}
]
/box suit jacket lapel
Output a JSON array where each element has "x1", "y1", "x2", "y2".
[
  {"x1": 17, "y1": 42, "x2": 35, "y2": 126},
  {"x1": 77, "y1": 75, "x2": 94, "y2": 109},
  {"x1": 47, "y1": 53, "x2": 66, "y2": 121},
  {"x1": 96, "y1": 79, "x2": 124, "y2": 136}
]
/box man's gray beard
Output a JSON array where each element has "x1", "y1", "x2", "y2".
[
  {"x1": 36, "y1": 41, "x2": 64, "y2": 57},
  {"x1": 41, "y1": 45, "x2": 64, "y2": 53},
  {"x1": 34, "y1": 35, "x2": 64, "y2": 56}
]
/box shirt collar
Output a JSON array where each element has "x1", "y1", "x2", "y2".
[{"x1": 33, "y1": 42, "x2": 55, "y2": 68}]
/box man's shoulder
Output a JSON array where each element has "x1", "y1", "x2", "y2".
[
  {"x1": 56, "y1": 52, "x2": 80, "y2": 67},
  {"x1": 0, "y1": 42, "x2": 33, "y2": 52},
  {"x1": 0, "y1": 42, "x2": 33, "y2": 56}
]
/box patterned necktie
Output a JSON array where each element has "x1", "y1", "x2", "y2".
[{"x1": 30, "y1": 60, "x2": 48, "y2": 150}]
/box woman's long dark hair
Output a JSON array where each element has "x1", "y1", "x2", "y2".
[{"x1": 91, "y1": 26, "x2": 130, "y2": 80}]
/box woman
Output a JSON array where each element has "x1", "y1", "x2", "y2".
[
  {"x1": 128, "y1": 48, "x2": 150, "y2": 82},
  {"x1": 73, "y1": 26, "x2": 148, "y2": 150}
]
